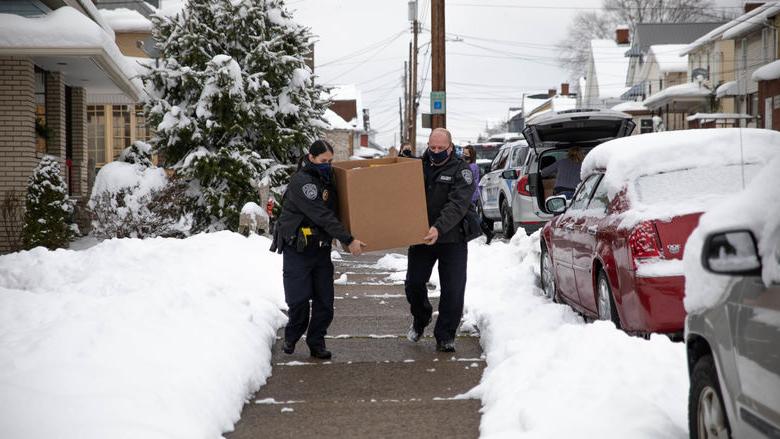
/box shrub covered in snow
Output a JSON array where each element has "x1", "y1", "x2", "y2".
[
  {"x1": 89, "y1": 155, "x2": 189, "y2": 239},
  {"x1": 142, "y1": 0, "x2": 326, "y2": 233},
  {"x1": 21, "y1": 155, "x2": 74, "y2": 249},
  {"x1": 117, "y1": 140, "x2": 153, "y2": 167}
]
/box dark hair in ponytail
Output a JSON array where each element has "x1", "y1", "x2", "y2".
[{"x1": 297, "y1": 139, "x2": 335, "y2": 169}]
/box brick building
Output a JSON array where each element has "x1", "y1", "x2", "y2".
[{"x1": 0, "y1": 1, "x2": 140, "y2": 253}]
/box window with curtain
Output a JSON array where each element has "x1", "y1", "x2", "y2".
[
  {"x1": 34, "y1": 68, "x2": 47, "y2": 153},
  {"x1": 87, "y1": 106, "x2": 106, "y2": 166}
]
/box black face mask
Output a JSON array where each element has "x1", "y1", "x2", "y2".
[{"x1": 428, "y1": 147, "x2": 450, "y2": 164}]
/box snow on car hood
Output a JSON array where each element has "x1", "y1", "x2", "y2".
[{"x1": 683, "y1": 153, "x2": 780, "y2": 314}]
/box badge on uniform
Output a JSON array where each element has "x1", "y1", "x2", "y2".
[
  {"x1": 303, "y1": 183, "x2": 318, "y2": 200},
  {"x1": 322, "y1": 189, "x2": 329, "y2": 202},
  {"x1": 461, "y1": 169, "x2": 473, "y2": 184}
]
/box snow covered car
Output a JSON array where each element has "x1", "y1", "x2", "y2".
[
  {"x1": 683, "y1": 152, "x2": 780, "y2": 439},
  {"x1": 478, "y1": 140, "x2": 529, "y2": 238},
  {"x1": 523, "y1": 108, "x2": 635, "y2": 216},
  {"x1": 540, "y1": 128, "x2": 780, "y2": 336}
]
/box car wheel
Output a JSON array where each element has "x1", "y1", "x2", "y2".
[
  {"x1": 689, "y1": 355, "x2": 731, "y2": 439},
  {"x1": 596, "y1": 270, "x2": 620, "y2": 328},
  {"x1": 540, "y1": 244, "x2": 558, "y2": 302},
  {"x1": 501, "y1": 198, "x2": 515, "y2": 239}
]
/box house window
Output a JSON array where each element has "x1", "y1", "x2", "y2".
[
  {"x1": 34, "y1": 68, "x2": 47, "y2": 153},
  {"x1": 112, "y1": 105, "x2": 131, "y2": 159},
  {"x1": 134, "y1": 105, "x2": 151, "y2": 143},
  {"x1": 87, "y1": 106, "x2": 106, "y2": 166}
]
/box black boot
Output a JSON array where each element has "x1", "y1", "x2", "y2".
[
  {"x1": 436, "y1": 340, "x2": 456, "y2": 353},
  {"x1": 309, "y1": 346, "x2": 332, "y2": 360},
  {"x1": 481, "y1": 222, "x2": 494, "y2": 245},
  {"x1": 282, "y1": 339, "x2": 295, "y2": 355}
]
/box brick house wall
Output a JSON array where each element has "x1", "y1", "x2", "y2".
[{"x1": 0, "y1": 57, "x2": 37, "y2": 253}]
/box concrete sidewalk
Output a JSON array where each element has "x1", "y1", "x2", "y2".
[{"x1": 227, "y1": 250, "x2": 484, "y2": 439}]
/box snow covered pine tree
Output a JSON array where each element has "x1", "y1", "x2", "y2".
[
  {"x1": 143, "y1": 0, "x2": 328, "y2": 233},
  {"x1": 22, "y1": 155, "x2": 74, "y2": 249}
]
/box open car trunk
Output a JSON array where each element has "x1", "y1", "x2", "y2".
[{"x1": 524, "y1": 109, "x2": 635, "y2": 213}]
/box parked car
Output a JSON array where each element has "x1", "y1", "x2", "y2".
[
  {"x1": 523, "y1": 108, "x2": 635, "y2": 216},
  {"x1": 539, "y1": 128, "x2": 780, "y2": 337},
  {"x1": 684, "y1": 152, "x2": 780, "y2": 439},
  {"x1": 470, "y1": 142, "x2": 503, "y2": 176},
  {"x1": 478, "y1": 140, "x2": 528, "y2": 238}
]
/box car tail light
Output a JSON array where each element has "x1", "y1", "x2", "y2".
[
  {"x1": 517, "y1": 175, "x2": 531, "y2": 196},
  {"x1": 628, "y1": 221, "x2": 662, "y2": 265}
]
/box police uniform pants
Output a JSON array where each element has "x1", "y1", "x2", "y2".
[
  {"x1": 282, "y1": 245, "x2": 334, "y2": 350},
  {"x1": 404, "y1": 242, "x2": 468, "y2": 343}
]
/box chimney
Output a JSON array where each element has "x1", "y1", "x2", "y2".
[
  {"x1": 616, "y1": 26, "x2": 630, "y2": 45},
  {"x1": 548, "y1": 88, "x2": 556, "y2": 98},
  {"x1": 744, "y1": 2, "x2": 765, "y2": 13},
  {"x1": 561, "y1": 83, "x2": 570, "y2": 96}
]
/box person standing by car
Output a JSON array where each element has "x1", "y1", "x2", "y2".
[
  {"x1": 270, "y1": 139, "x2": 367, "y2": 360},
  {"x1": 462, "y1": 145, "x2": 493, "y2": 244},
  {"x1": 540, "y1": 146, "x2": 584, "y2": 198},
  {"x1": 405, "y1": 128, "x2": 474, "y2": 352}
]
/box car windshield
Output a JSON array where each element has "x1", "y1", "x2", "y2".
[
  {"x1": 634, "y1": 163, "x2": 761, "y2": 206},
  {"x1": 475, "y1": 147, "x2": 500, "y2": 161}
]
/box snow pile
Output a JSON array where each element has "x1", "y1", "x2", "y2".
[
  {"x1": 752, "y1": 59, "x2": 780, "y2": 82},
  {"x1": 463, "y1": 232, "x2": 688, "y2": 438},
  {"x1": 0, "y1": 232, "x2": 287, "y2": 438},
  {"x1": 684, "y1": 153, "x2": 780, "y2": 313},
  {"x1": 374, "y1": 253, "x2": 408, "y2": 271},
  {"x1": 99, "y1": 8, "x2": 152, "y2": 32},
  {"x1": 90, "y1": 161, "x2": 167, "y2": 211},
  {"x1": 644, "y1": 82, "x2": 711, "y2": 108},
  {"x1": 646, "y1": 45, "x2": 688, "y2": 73}
]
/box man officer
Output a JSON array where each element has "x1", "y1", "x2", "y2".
[{"x1": 405, "y1": 128, "x2": 474, "y2": 352}]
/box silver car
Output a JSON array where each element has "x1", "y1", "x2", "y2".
[
  {"x1": 686, "y1": 228, "x2": 780, "y2": 438},
  {"x1": 478, "y1": 140, "x2": 528, "y2": 238}
]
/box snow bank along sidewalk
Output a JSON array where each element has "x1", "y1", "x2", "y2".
[
  {"x1": 0, "y1": 232, "x2": 286, "y2": 438},
  {"x1": 462, "y1": 233, "x2": 689, "y2": 438}
]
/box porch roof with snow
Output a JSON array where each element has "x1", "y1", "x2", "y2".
[
  {"x1": 686, "y1": 112, "x2": 753, "y2": 122},
  {"x1": 753, "y1": 60, "x2": 780, "y2": 82},
  {"x1": 643, "y1": 82, "x2": 712, "y2": 111},
  {"x1": 0, "y1": 6, "x2": 142, "y2": 101},
  {"x1": 715, "y1": 80, "x2": 739, "y2": 98},
  {"x1": 611, "y1": 101, "x2": 649, "y2": 114}
]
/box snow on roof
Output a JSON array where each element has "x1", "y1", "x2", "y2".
[
  {"x1": 643, "y1": 82, "x2": 711, "y2": 109},
  {"x1": 752, "y1": 59, "x2": 780, "y2": 82},
  {"x1": 683, "y1": 153, "x2": 780, "y2": 314},
  {"x1": 99, "y1": 8, "x2": 152, "y2": 33},
  {"x1": 76, "y1": 0, "x2": 116, "y2": 40},
  {"x1": 353, "y1": 146, "x2": 386, "y2": 158},
  {"x1": 322, "y1": 108, "x2": 353, "y2": 130},
  {"x1": 155, "y1": 0, "x2": 187, "y2": 18},
  {"x1": 0, "y1": 7, "x2": 142, "y2": 98},
  {"x1": 715, "y1": 80, "x2": 739, "y2": 98},
  {"x1": 686, "y1": 113, "x2": 753, "y2": 122},
  {"x1": 722, "y1": 3, "x2": 780, "y2": 40},
  {"x1": 646, "y1": 44, "x2": 688, "y2": 74},
  {"x1": 583, "y1": 128, "x2": 780, "y2": 194},
  {"x1": 611, "y1": 101, "x2": 648, "y2": 112},
  {"x1": 681, "y1": 3, "x2": 777, "y2": 55},
  {"x1": 325, "y1": 84, "x2": 364, "y2": 129},
  {"x1": 590, "y1": 39, "x2": 631, "y2": 99},
  {"x1": 551, "y1": 95, "x2": 577, "y2": 112}
]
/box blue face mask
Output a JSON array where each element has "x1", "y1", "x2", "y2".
[
  {"x1": 428, "y1": 147, "x2": 450, "y2": 164},
  {"x1": 311, "y1": 162, "x2": 332, "y2": 181}
]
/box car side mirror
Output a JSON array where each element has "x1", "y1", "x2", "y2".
[
  {"x1": 545, "y1": 195, "x2": 568, "y2": 215},
  {"x1": 702, "y1": 230, "x2": 762, "y2": 275},
  {"x1": 501, "y1": 169, "x2": 518, "y2": 179}
]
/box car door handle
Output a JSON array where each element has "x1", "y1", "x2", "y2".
[{"x1": 587, "y1": 226, "x2": 598, "y2": 235}]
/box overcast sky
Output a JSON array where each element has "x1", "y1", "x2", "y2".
[{"x1": 290, "y1": 0, "x2": 740, "y2": 147}]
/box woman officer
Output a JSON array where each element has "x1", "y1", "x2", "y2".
[{"x1": 270, "y1": 140, "x2": 366, "y2": 360}]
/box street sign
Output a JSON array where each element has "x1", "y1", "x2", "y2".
[{"x1": 430, "y1": 91, "x2": 446, "y2": 114}]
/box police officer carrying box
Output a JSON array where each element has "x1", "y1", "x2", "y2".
[
  {"x1": 405, "y1": 128, "x2": 475, "y2": 352},
  {"x1": 270, "y1": 139, "x2": 366, "y2": 360}
]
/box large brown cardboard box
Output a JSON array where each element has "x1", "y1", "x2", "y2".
[{"x1": 332, "y1": 157, "x2": 429, "y2": 252}]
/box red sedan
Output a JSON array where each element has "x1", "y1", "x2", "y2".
[{"x1": 538, "y1": 128, "x2": 779, "y2": 336}]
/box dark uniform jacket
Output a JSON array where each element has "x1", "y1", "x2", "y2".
[
  {"x1": 421, "y1": 150, "x2": 475, "y2": 244},
  {"x1": 270, "y1": 158, "x2": 353, "y2": 253}
]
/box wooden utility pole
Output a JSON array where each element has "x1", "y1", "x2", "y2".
[
  {"x1": 431, "y1": 0, "x2": 446, "y2": 129},
  {"x1": 407, "y1": 42, "x2": 413, "y2": 144},
  {"x1": 410, "y1": 19, "x2": 419, "y2": 153},
  {"x1": 401, "y1": 61, "x2": 409, "y2": 143},
  {"x1": 398, "y1": 97, "x2": 404, "y2": 146}
]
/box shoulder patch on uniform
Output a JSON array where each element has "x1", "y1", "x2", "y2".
[
  {"x1": 461, "y1": 169, "x2": 473, "y2": 184},
  {"x1": 302, "y1": 183, "x2": 318, "y2": 200}
]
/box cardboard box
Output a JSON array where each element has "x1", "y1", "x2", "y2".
[{"x1": 332, "y1": 157, "x2": 430, "y2": 252}]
